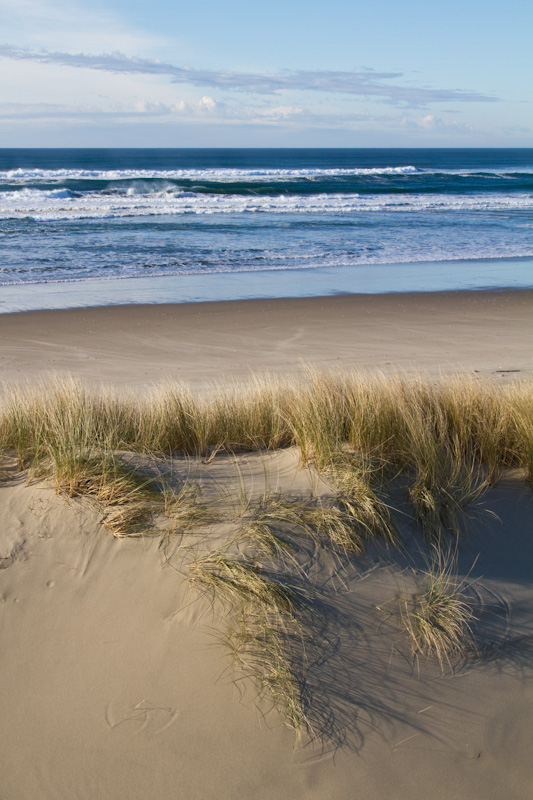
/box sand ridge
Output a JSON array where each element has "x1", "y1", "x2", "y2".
[{"x1": 1, "y1": 450, "x2": 533, "y2": 799}]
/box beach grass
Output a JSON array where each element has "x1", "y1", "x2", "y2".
[
  {"x1": 224, "y1": 606, "x2": 307, "y2": 733},
  {"x1": 235, "y1": 481, "x2": 397, "y2": 562},
  {"x1": 400, "y1": 549, "x2": 477, "y2": 669},
  {"x1": 188, "y1": 551, "x2": 300, "y2": 615},
  {"x1": 162, "y1": 479, "x2": 214, "y2": 531},
  {"x1": 1, "y1": 370, "x2": 532, "y2": 541},
  {"x1": 188, "y1": 546, "x2": 309, "y2": 731},
  {"x1": 2, "y1": 371, "x2": 531, "y2": 476}
]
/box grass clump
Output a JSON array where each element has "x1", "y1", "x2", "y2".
[
  {"x1": 327, "y1": 454, "x2": 398, "y2": 546},
  {"x1": 238, "y1": 478, "x2": 397, "y2": 563},
  {"x1": 408, "y1": 443, "x2": 488, "y2": 541},
  {"x1": 32, "y1": 449, "x2": 162, "y2": 537},
  {"x1": 236, "y1": 493, "x2": 320, "y2": 563},
  {"x1": 189, "y1": 552, "x2": 299, "y2": 615},
  {"x1": 300, "y1": 503, "x2": 366, "y2": 555},
  {"x1": 238, "y1": 491, "x2": 367, "y2": 557},
  {"x1": 188, "y1": 549, "x2": 309, "y2": 731},
  {"x1": 224, "y1": 605, "x2": 308, "y2": 733},
  {"x1": 401, "y1": 552, "x2": 476, "y2": 669},
  {"x1": 162, "y1": 481, "x2": 214, "y2": 530},
  {"x1": 238, "y1": 515, "x2": 298, "y2": 563}
]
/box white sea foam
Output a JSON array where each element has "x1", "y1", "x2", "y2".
[
  {"x1": 1, "y1": 189, "x2": 533, "y2": 221},
  {"x1": 3, "y1": 165, "x2": 533, "y2": 186},
  {"x1": 1, "y1": 165, "x2": 422, "y2": 183}
]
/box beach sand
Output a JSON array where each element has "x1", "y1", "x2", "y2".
[
  {"x1": 1, "y1": 290, "x2": 533, "y2": 799},
  {"x1": 1, "y1": 289, "x2": 532, "y2": 387}
]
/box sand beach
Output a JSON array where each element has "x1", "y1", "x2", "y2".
[
  {"x1": 1, "y1": 288, "x2": 533, "y2": 800},
  {"x1": 1, "y1": 288, "x2": 532, "y2": 387}
]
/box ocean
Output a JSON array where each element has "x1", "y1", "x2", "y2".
[{"x1": 1, "y1": 148, "x2": 532, "y2": 312}]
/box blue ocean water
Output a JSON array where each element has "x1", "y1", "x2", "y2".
[{"x1": 1, "y1": 148, "x2": 532, "y2": 311}]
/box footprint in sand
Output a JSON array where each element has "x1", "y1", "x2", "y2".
[{"x1": 105, "y1": 699, "x2": 179, "y2": 734}]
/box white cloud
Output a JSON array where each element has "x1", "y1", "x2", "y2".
[
  {"x1": 419, "y1": 114, "x2": 436, "y2": 129},
  {"x1": 418, "y1": 114, "x2": 473, "y2": 132},
  {"x1": 199, "y1": 96, "x2": 217, "y2": 112},
  {"x1": 258, "y1": 105, "x2": 303, "y2": 119},
  {"x1": 0, "y1": 97, "x2": 477, "y2": 138},
  {"x1": 0, "y1": 95, "x2": 228, "y2": 125}
]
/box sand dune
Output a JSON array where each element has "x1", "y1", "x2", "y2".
[
  {"x1": 1, "y1": 291, "x2": 533, "y2": 799},
  {"x1": 1, "y1": 450, "x2": 532, "y2": 799}
]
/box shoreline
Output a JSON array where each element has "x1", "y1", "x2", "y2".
[
  {"x1": 1, "y1": 288, "x2": 532, "y2": 388},
  {"x1": 1, "y1": 255, "x2": 533, "y2": 315}
]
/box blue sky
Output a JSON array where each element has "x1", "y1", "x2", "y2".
[{"x1": 0, "y1": 0, "x2": 531, "y2": 147}]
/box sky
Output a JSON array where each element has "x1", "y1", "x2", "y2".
[{"x1": 0, "y1": 0, "x2": 531, "y2": 147}]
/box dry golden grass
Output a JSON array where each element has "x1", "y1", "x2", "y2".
[
  {"x1": 326, "y1": 454, "x2": 398, "y2": 545},
  {"x1": 238, "y1": 516, "x2": 299, "y2": 563},
  {"x1": 404, "y1": 419, "x2": 490, "y2": 540},
  {"x1": 187, "y1": 545, "x2": 310, "y2": 732},
  {"x1": 236, "y1": 483, "x2": 396, "y2": 562},
  {"x1": 223, "y1": 604, "x2": 308, "y2": 733},
  {"x1": 30, "y1": 449, "x2": 162, "y2": 537},
  {"x1": 162, "y1": 480, "x2": 214, "y2": 530},
  {"x1": 2, "y1": 370, "x2": 531, "y2": 543},
  {"x1": 401, "y1": 551, "x2": 476, "y2": 669},
  {"x1": 188, "y1": 551, "x2": 300, "y2": 614},
  {"x1": 2, "y1": 371, "x2": 532, "y2": 475}
]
